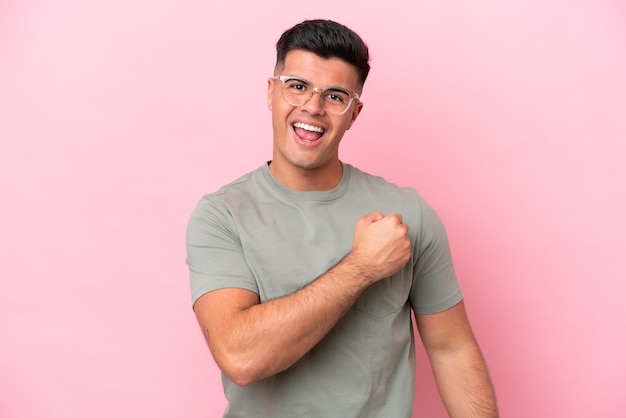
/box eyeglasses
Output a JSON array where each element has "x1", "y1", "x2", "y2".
[{"x1": 272, "y1": 75, "x2": 360, "y2": 116}]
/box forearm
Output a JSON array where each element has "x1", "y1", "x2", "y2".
[
  {"x1": 211, "y1": 254, "x2": 373, "y2": 385},
  {"x1": 430, "y1": 344, "x2": 498, "y2": 418},
  {"x1": 199, "y1": 211, "x2": 410, "y2": 386}
]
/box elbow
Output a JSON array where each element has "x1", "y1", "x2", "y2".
[
  {"x1": 217, "y1": 352, "x2": 265, "y2": 387},
  {"x1": 223, "y1": 366, "x2": 258, "y2": 387},
  {"x1": 228, "y1": 374, "x2": 257, "y2": 387}
]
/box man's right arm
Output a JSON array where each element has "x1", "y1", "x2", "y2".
[{"x1": 193, "y1": 211, "x2": 410, "y2": 386}]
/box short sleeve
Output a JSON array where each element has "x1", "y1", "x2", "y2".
[
  {"x1": 186, "y1": 196, "x2": 259, "y2": 306},
  {"x1": 410, "y1": 199, "x2": 463, "y2": 315}
]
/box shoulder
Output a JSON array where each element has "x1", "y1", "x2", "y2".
[
  {"x1": 195, "y1": 165, "x2": 268, "y2": 211},
  {"x1": 345, "y1": 164, "x2": 448, "y2": 235},
  {"x1": 347, "y1": 164, "x2": 425, "y2": 206},
  {"x1": 211, "y1": 166, "x2": 263, "y2": 201},
  {"x1": 187, "y1": 166, "x2": 264, "y2": 227}
]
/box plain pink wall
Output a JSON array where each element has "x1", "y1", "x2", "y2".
[{"x1": 1, "y1": 1, "x2": 625, "y2": 417}]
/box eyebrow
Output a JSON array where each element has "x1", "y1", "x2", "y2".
[
  {"x1": 283, "y1": 75, "x2": 352, "y2": 94},
  {"x1": 325, "y1": 86, "x2": 351, "y2": 94}
]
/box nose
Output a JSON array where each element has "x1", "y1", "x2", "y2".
[{"x1": 300, "y1": 87, "x2": 326, "y2": 115}]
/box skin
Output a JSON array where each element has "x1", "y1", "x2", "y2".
[
  {"x1": 194, "y1": 49, "x2": 498, "y2": 417},
  {"x1": 417, "y1": 302, "x2": 499, "y2": 417},
  {"x1": 266, "y1": 49, "x2": 363, "y2": 191}
]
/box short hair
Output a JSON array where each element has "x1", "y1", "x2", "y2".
[{"x1": 275, "y1": 19, "x2": 371, "y2": 88}]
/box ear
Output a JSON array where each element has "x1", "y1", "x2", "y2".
[
  {"x1": 267, "y1": 78, "x2": 276, "y2": 111},
  {"x1": 346, "y1": 100, "x2": 364, "y2": 130}
]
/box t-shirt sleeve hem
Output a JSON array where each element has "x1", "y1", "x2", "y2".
[{"x1": 191, "y1": 281, "x2": 260, "y2": 307}]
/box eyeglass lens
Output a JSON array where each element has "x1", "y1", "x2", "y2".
[{"x1": 281, "y1": 77, "x2": 352, "y2": 115}]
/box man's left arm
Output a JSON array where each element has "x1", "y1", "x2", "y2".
[{"x1": 415, "y1": 300, "x2": 499, "y2": 418}]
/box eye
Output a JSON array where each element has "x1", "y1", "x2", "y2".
[
  {"x1": 284, "y1": 78, "x2": 309, "y2": 94},
  {"x1": 325, "y1": 90, "x2": 350, "y2": 104}
]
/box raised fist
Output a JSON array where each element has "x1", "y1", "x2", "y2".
[{"x1": 350, "y1": 211, "x2": 411, "y2": 283}]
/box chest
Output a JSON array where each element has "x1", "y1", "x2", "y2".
[{"x1": 233, "y1": 202, "x2": 356, "y2": 301}]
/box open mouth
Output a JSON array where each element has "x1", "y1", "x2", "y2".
[{"x1": 293, "y1": 122, "x2": 325, "y2": 142}]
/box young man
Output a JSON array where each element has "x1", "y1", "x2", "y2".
[{"x1": 187, "y1": 19, "x2": 498, "y2": 417}]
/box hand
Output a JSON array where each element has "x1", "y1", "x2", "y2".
[{"x1": 349, "y1": 211, "x2": 411, "y2": 283}]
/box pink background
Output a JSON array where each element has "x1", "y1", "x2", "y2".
[{"x1": 1, "y1": 1, "x2": 625, "y2": 417}]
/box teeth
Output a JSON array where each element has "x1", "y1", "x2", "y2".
[{"x1": 293, "y1": 122, "x2": 324, "y2": 133}]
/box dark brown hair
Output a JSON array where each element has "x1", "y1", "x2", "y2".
[{"x1": 275, "y1": 19, "x2": 371, "y2": 88}]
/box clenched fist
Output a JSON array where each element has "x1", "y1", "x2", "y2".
[{"x1": 348, "y1": 211, "x2": 411, "y2": 284}]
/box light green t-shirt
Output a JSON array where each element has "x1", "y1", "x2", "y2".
[{"x1": 186, "y1": 162, "x2": 463, "y2": 418}]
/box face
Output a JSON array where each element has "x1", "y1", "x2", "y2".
[{"x1": 267, "y1": 49, "x2": 363, "y2": 190}]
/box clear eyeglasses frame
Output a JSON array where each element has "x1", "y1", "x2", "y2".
[{"x1": 272, "y1": 75, "x2": 360, "y2": 116}]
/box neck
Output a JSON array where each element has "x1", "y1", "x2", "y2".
[{"x1": 268, "y1": 160, "x2": 343, "y2": 191}]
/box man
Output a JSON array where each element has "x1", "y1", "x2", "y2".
[{"x1": 187, "y1": 19, "x2": 498, "y2": 417}]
